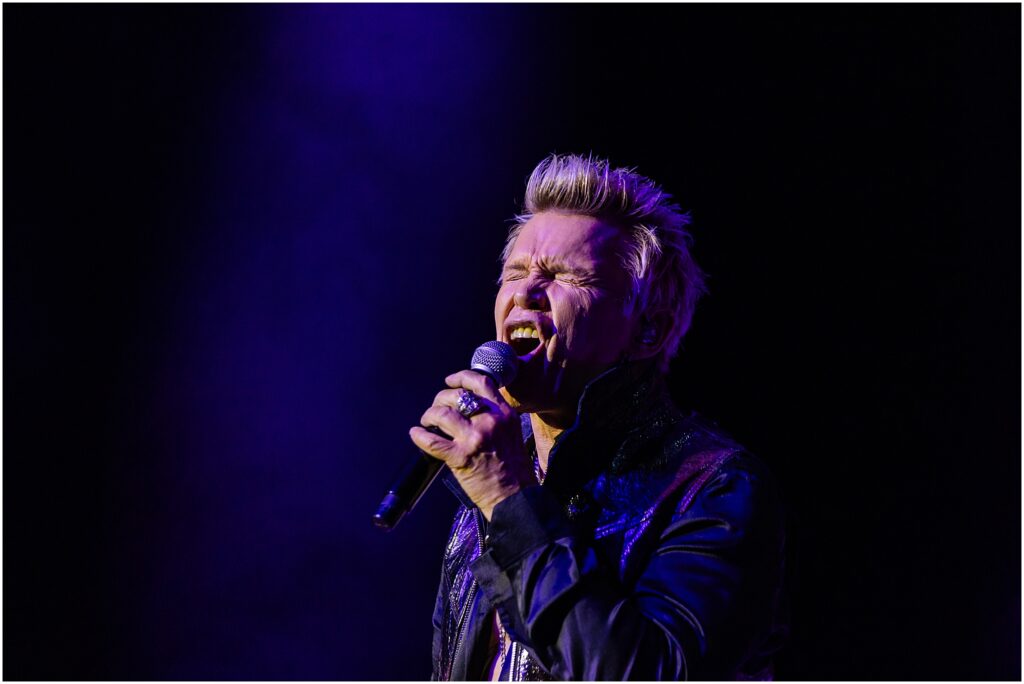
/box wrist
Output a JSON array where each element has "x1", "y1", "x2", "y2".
[
  {"x1": 480, "y1": 480, "x2": 539, "y2": 521},
  {"x1": 480, "y1": 486, "x2": 520, "y2": 522}
]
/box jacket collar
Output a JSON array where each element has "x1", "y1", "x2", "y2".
[
  {"x1": 541, "y1": 360, "x2": 683, "y2": 500},
  {"x1": 565, "y1": 360, "x2": 668, "y2": 438}
]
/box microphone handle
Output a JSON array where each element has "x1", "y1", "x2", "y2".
[{"x1": 372, "y1": 426, "x2": 449, "y2": 531}]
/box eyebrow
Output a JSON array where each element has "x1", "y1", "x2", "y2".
[{"x1": 503, "y1": 256, "x2": 590, "y2": 276}]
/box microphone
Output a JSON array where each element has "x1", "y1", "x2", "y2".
[{"x1": 372, "y1": 341, "x2": 519, "y2": 531}]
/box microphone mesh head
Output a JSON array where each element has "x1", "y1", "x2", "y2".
[{"x1": 470, "y1": 341, "x2": 519, "y2": 387}]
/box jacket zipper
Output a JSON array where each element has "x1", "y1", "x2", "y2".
[{"x1": 449, "y1": 508, "x2": 486, "y2": 678}]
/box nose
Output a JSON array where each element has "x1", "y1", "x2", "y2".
[{"x1": 513, "y1": 275, "x2": 550, "y2": 311}]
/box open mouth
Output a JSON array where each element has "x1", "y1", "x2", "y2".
[{"x1": 509, "y1": 323, "x2": 542, "y2": 356}]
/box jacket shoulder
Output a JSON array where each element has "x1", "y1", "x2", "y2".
[
  {"x1": 622, "y1": 411, "x2": 782, "y2": 531},
  {"x1": 665, "y1": 422, "x2": 784, "y2": 543}
]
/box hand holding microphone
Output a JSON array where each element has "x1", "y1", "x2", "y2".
[{"x1": 373, "y1": 341, "x2": 534, "y2": 530}]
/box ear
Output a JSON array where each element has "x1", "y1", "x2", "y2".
[{"x1": 628, "y1": 310, "x2": 674, "y2": 361}]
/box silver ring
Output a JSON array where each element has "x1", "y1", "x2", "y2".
[{"x1": 456, "y1": 390, "x2": 482, "y2": 418}]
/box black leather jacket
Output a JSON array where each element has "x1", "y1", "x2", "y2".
[{"x1": 431, "y1": 363, "x2": 787, "y2": 680}]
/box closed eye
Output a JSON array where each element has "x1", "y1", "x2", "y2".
[
  {"x1": 501, "y1": 266, "x2": 528, "y2": 282},
  {"x1": 500, "y1": 261, "x2": 597, "y2": 287}
]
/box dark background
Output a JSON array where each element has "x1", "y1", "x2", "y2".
[{"x1": 4, "y1": 4, "x2": 1020, "y2": 680}]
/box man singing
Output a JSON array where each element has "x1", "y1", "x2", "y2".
[{"x1": 410, "y1": 154, "x2": 787, "y2": 680}]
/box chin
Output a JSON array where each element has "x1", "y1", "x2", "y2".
[
  {"x1": 502, "y1": 372, "x2": 572, "y2": 415},
  {"x1": 499, "y1": 385, "x2": 536, "y2": 414}
]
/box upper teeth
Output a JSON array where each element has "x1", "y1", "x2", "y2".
[{"x1": 510, "y1": 326, "x2": 539, "y2": 340}]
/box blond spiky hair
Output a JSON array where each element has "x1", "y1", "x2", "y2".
[{"x1": 502, "y1": 153, "x2": 707, "y2": 372}]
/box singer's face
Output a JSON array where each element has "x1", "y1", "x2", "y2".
[{"x1": 494, "y1": 212, "x2": 640, "y2": 422}]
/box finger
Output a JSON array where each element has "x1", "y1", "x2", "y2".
[
  {"x1": 434, "y1": 387, "x2": 499, "y2": 420},
  {"x1": 420, "y1": 405, "x2": 472, "y2": 440},
  {"x1": 433, "y1": 388, "x2": 466, "y2": 409},
  {"x1": 444, "y1": 370, "x2": 502, "y2": 403},
  {"x1": 409, "y1": 426, "x2": 457, "y2": 461}
]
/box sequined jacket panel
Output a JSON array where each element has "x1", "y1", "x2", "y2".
[{"x1": 430, "y1": 364, "x2": 787, "y2": 680}]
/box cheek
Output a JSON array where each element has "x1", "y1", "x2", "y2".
[
  {"x1": 558, "y1": 294, "x2": 632, "y2": 355},
  {"x1": 552, "y1": 290, "x2": 596, "y2": 342}
]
